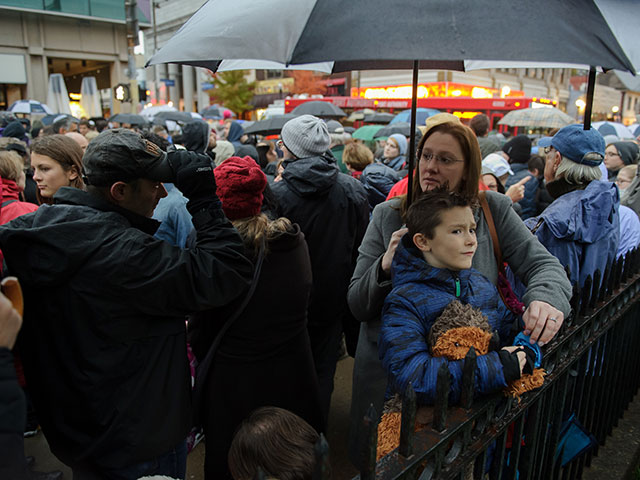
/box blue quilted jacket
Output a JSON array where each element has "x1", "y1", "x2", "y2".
[{"x1": 379, "y1": 237, "x2": 517, "y2": 405}]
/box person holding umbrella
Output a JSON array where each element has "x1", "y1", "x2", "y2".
[{"x1": 347, "y1": 121, "x2": 572, "y2": 467}]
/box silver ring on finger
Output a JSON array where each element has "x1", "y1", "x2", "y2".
[{"x1": 549, "y1": 317, "x2": 557, "y2": 323}]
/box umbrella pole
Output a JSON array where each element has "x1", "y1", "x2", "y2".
[
  {"x1": 407, "y1": 61, "x2": 419, "y2": 207},
  {"x1": 583, "y1": 66, "x2": 596, "y2": 130}
]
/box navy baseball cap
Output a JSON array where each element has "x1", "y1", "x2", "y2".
[{"x1": 537, "y1": 124, "x2": 605, "y2": 166}]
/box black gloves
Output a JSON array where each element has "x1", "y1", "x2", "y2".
[
  {"x1": 167, "y1": 150, "x2": 221, "y2": 212},
  {"x1": 499, "y1": 346, "x2": 537, "y2": 383}
]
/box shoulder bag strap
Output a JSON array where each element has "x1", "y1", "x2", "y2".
[
  {"x1": 478, "y1": 192, "x2": 503, "y2": 270},
  {"x1": 194, "y1": 240, "x2": 266, "y2": 390},
  {"x1": 1, "y1": 199, "x2": 17, "y2": 208}
]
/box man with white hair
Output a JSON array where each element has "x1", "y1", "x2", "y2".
[
  {"x1": 272, "y1": 115, "x2": 368, "y2": 429},
  {"x1": 531, "y1": 124, "x2": 619, "y2": 288}
]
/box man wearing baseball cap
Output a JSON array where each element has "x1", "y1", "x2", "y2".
[
  {"x1": 528, "y1": 124, "x2": 619, "y2": 288},
  {"x1": 272, "y1": 115, "x2": 368, "y2": 428},
  {"x1": 0, "y1": 129, "x2": 253, "y2": 479}
]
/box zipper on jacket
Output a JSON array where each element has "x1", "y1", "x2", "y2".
[{"x1": 453, "y1": 273, "x2": 461, "y2": 298}]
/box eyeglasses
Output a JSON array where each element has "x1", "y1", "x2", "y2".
[
  {"x1": 543, "y1": 145, "x2": 554, "y2": 154},
  {"x1": 421, "y1": 151, "x2": 464, "y2": 167},
  {"x1": 605, "y1": 150, "x2": 621, "y2": 157},
  {"x1": 277, "y1": 140, "x2": 286, "y2": 150}
]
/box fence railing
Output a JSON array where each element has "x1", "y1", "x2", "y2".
[
  {"x1": 347, "y1": 248, "x2": 640, "y2": 480},
  {"x1": 285, "y1": 248, "x2": 640, "y2": 480}
]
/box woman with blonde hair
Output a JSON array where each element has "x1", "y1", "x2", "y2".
[
  {"x1": 188, "y1": 156, "x2": 323, "y2": 479},
  {"x1": 344, "y1": 142, "x2": 401, "y2": 211},
  {"x1": 30, "y1": 134, "x2": 84, "y2": 204}
]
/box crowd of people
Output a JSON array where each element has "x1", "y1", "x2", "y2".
[{"x1": 0, "y1": 106, "x2": 639, "y2": 480}]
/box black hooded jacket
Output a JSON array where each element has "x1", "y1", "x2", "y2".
[
  {"x1": 181, "y1": 121, "x2": 210, "y2": 154},
  {"x1": 0, "y1": 187, "x2": 252, "y2": 469},
  {"x1": 271, "y1": 154, "x2": 369, "y2": 327}
]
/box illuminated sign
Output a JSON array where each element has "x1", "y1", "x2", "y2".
[
  {"x1": 356, "y1": 82, "x2": 524, "y2": 100},
  {"x1": 452, "y1": 111, "x2": 482, "y2": 119}
]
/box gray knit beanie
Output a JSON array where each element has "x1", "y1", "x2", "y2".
[{"x1": 281, "y1": 114, "x2": 331, "y2": 159}]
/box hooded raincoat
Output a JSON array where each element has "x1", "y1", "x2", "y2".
[{"x1": 525, "y1": 180, "x2": 620, "y2": 288}]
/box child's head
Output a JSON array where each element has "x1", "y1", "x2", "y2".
[
  {"x1": 406, "y1": 189, "x2": 477, "y2": 271},
  {"x1": 228, "y1": 406, "x2": 319, "y2": 480}
]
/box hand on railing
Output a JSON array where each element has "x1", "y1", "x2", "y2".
[{"x1": 522, "y1": 300, "x2": 564, "y2": 346}]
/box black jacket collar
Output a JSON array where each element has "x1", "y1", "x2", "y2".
[{"x1": 53, "y1": 187, "x2": 161, "y2": 235}]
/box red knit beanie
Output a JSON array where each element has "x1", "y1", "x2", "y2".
[{"x1": 214, "y1": 156, "x2": 267, "y2": 220}]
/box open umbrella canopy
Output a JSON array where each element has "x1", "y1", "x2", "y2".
[
  {"x1": 242, "y1": 114, "x2": 299, "y2": 136},
  {"x1": 363, "y1": 112, "x2": 394, "y2": 124},
  {"x1": 291, "y1": 101, "x2": 346, "y2": 118},
  {"x1": 109, "y1": 113, "x2": 149, "y2": 126},
  {"x1": 141, "y1": 104, "x2": 177, "y2": 120},
  {"x1": 498, "y1": 107, "x2": 576, "y2": 129},
  {"x1": 200, "y1": 105, "x2": 234, "y2": 119},
  {"x1": 628, "y1": 124, "x2": 640, "y2": 137},
  {"x1": 9, "y1": 100, "x2": 54, "y2": 115},
  {"x1": 347, "y1": 108, "x2": 376, "y2": 123},
  {"x1": 374, "y1": 122, "x2": 419, "y2": 139},
  {"x1": 352, "y1": 124, "x2": 383, "y2": 142},
  {"x1": 41, "y1": 114, "x2": 79, "y2": 126},
  {"x1": 390, "y1": 108, "x2": 441, "y2": 125},
  {"x1": 153, "y1": 111, "x2": 201, "y2": 124},
  {"x1": 148, "y1": 0, "x2": 636, "y2": 74},
  {"x1": 591, "y1": 121, "x2": 635, "y2": 139}
]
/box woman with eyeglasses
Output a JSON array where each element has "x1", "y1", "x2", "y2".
[
  {"x1": 604, "y1": 141, "x2": 640, "y2": 181},
  {"x1": 347, "y1": 122, "x2": 572, "y2": 466}
]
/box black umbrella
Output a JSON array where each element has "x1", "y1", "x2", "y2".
[
  {"x1": 109, "y1": 113, "x2": 148, "y2": 126},
  {"x1": 242, "y1": 114, "x2": 299, "y2": 136},
  {"x1": 200, "y1": 105, "x2": 234, "y2": 119},
  {"x1": 363, "y1": 112, "x2": 394, "y2": 124},
  {"x1": 291, "y1": 101, "x2": 346, "y2": 118},
  {"x1": 41, "y1": 114, "x2": 80, "y2": 126},
  {"x1": 153, "y1": 111, "x2": 198, "y2": 125},
  {"x1": 374, "y1": 122, "x2": 419, "y2": 139},
  {"x1": 148, "y1": 0, "x2": 637, "y2": 204}
]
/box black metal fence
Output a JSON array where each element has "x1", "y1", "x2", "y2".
[
  {"x1": 344, "y1": 248, "x2": 640, "y2": 480},
  {"x1": 284, "y1": 248, "x2": 640, "y2": 480}
]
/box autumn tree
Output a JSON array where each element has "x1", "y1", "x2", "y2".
[
  {"x1": 209, "y1": 70, "x2": 256, "y2": 118},
  {"x1": 288, "y1": 71, "x2": 327, "y2": 96}
]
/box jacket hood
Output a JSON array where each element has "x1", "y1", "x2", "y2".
[
  {"x1": 0, "y1": 187, "x2": 159, "y2": 286},
  {"x1": 391, "y1": 235, "x2": 474, "y2": 295},
  {"x1": 361, "y1": 163, "x2": 401, "y2": 208},
  {"x1": 539, "y1": 180, "x2": 619, "y2": 244},
  {"x1": 227, "y1": 121, "x2": 244, "y2": 145},
  {"x1": 181, "y1": 121, "x2": 210, "y2": 153},
  {"x1": 280, "y1": 154, "x2": 338, "y2": 197}
]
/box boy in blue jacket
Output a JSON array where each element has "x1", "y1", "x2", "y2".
[{"x1": 379, "y1": 190, "x2": 534, "y2": 405}]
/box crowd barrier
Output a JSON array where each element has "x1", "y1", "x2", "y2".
[{"x1": 289, "y1": 248, "x2": 640, "y2": 480}]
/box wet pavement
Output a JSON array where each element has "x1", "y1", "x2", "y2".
[{"x1": 24, "y1": 356, "x2": 358, "y2": 480}]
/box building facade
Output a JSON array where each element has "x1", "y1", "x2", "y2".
[{"x1": 0, "y1": 0, "x2": 149, "y2": 114}]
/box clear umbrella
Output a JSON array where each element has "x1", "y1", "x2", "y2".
[
  {"x1": 591, "y1": 121, "x2": 635, "y2": 139},
  {"x1": 498, "y1": 107, "x2": 576, "y2": 129}
]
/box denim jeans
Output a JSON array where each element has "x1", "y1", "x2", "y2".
[{"x1": 73, "y1": 439, "x2": 187, "y2": 480}]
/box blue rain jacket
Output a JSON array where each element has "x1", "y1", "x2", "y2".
[{"x1": 525, "y1": 180, "x2": 619, "y2": 289}]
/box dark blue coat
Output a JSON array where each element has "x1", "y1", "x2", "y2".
[
  {"x1": 360, "y1": 163, "x2": 401, "y2": 211},
  {"x1": 505, "y1": 163, "x2": 538, "y2": 220},
  {"x1": 379, "y1": 238, "x2": 517, "y2": 405}
]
